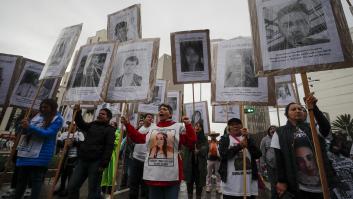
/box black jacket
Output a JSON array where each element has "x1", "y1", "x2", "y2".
[
  {"x1": 75, "y1": 111, "x2": 115, "y2": 168},
  {"x1": 218, "y1": 134, "x2": 262, "y2": 183},
  {"x1": 274, "y1": 105, "x2": 337, "y2": 195}
]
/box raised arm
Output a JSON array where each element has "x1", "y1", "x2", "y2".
[
  {"x1": 121, "y1": 116, "x2": 146, "y2": 144},
  {"x1": 179, "y1": 116, "x2": 196, "y2": 149}
]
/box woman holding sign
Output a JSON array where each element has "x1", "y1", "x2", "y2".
[
  {"x1": 121, "y1": 103, "x2": 196, "y2": 199},
  {"x1": 14, "y1": 99, "x2": 64, "y2": 199},
  {"x1": 271, "y1": 94, "x2": 337, "y2": 199}
]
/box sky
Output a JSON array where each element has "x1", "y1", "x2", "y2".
[{"x1": 1, "y1": 0, "x2": 353, "y2": 133}]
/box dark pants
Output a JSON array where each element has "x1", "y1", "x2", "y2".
[
  {"x1": 297, "y1": 190, "x2": 323, "y2": 199},
  {"x1": 67, "y1": 159, "x2": 103, "y2": 199},
  {"x1": 223, "y1": 195, "x2": 256, "y2": 199},
  {"x1": 186, "y1": 154, "x2": 203, "y2": 197},
  {"x1": 267, "y1": 167, "x2": 278, "y2": 199},
  {"x1": 148, "y1": 184, "x2": 180, "y2": 199},
  {"x1": 58, "y1": 157, "x2": 77, "y2": 191},
  {"x1": 14, "y1": 166, "x2": 47, "y2": 199},
  {"x1": 128, "y1": 158, "x2": 148, "y2": 199}
]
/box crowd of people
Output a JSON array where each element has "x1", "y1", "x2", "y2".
[{"x1": 1, "y1": 93, "x2": 353, "y2": 199}]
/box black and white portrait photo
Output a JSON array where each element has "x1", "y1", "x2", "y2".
[
  {"x1": 180, "y1": 41, "x2": 204, "y2": 72},
  {"x1": 107, "y1": 4, "x2": 141, "y2": 42},
  {"x1": 65, "y1": 42, "x2": 115, "y2": 104},
  {"x1": 105, "y1": 39, "x2": 159, "y2": 102},
  {"x1": 171, "y1": 30, "x2": 211, "y2": 84},
  {"x1": 249, "y1": 0, "x2": 352, "y2": 74},
  {"x1": 213, "y1": 105, "x2": 240, "y2": 123},
  {"x1": 184, "y1": 101, "x2": 210, "y2": 134},
  {"x1": 276, "y1": 82, "x2": 296, "y2": 106},
  {"x1": 16, "y1": 70, "x2": 40, "y2": 98},
  {"x1": 114, "y1": 21, "x2": 128, "y2": 42},
  {"x1": 0, "y1": 54, "x2": 20, "y2": 105},
  {"x1": 49, "y1": 38, "x2": 67, "y2": 66},
  {"x1": 115, "y1": 56, "x2": 142, "y2": 87},
  {"x1": 11, "y1": 59, "x2": 58, "y2": 109},
  {"x1": 138, "y1": 79, "x2": 166, "y2": 114},
  {"x1": 224, "y1": 49, "x2": 258, "y2": 88},
  {"x1": 72, "y1": 53, "x2": 106, "y2": 88},
  {"x1": 213, "y1": 38, "x2": 275, "y2": 105},
  {"x1": 151, "y1": 86, "x2": 161, "y2": 105},
  {"x1": 167, "y1": 91, "x2": 180, "y2": 122},
  {"x1": 40, "y1": 23, "x2": 82, "y2": 79},
  {"x1": 264, "y1": 1, "x2": 330, "y2": 52}
]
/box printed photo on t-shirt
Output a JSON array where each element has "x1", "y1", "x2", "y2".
[{"x1": 147, "y1": 128, "x2": 175, "y2": 167}]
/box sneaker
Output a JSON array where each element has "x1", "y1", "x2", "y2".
[{"x1": 205, "y1": 186, "x2": 211, "y2": 192}]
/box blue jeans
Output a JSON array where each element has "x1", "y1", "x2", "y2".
[
  {"x1": 14, "y1": 166, "x2": 47, "y2": 199},
  {"x1": 68, "y1": 159, "x2": 103, "y2": 199},
  {"x1": 148, "y1": 184, "x2": 180, "y2": 199}
]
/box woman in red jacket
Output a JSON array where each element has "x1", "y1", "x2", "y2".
[{"x1": 121, "y1": 103, "x2": 196, "y2": 199}]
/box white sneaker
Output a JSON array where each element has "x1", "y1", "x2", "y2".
[{"x1": 206, "y1": 186, "x2": 211, "y2": 192}]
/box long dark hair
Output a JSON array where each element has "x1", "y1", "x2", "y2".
[{"x1": 40, "y1": 98, "x2": 58, "y2": 128}]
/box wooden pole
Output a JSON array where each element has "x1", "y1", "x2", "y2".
[
  {"x1": 192, "y1": 83, "x2": 195, "y2": 114},
  {"x1": 292, "y1": 74, "x2": 300, "y2": 104},
  {"x1": 239, "y1": 104, "x2": 247, "y2": 199},
  {"x1": 276, "y1": 106, "x2": 281, "y2": 126},
  {"x1": 110, "y1": 103, "x2": 128, "y2": 198},
  {"x1": 0, "y1": 80, "x2": 45, "y2": 186},
  {"x1": 300, "y1": 72, "x2": 329, "y2": 199},
  {"x1": 226, "y1": 103, "x2": 229, "y2": 122},
  {"x1": 199, "y1": 82, "x2": 202, "y2": 102},
  {"x1": 49, "y1": 109, "x2": 78, "y2": 199}
]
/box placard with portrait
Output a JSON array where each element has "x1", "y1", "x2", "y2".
[
  {"x1": 40, "y1": 23, "x2": 82, "y2": 79},
  {"x1": 183, "y1": 101, "x2": 210, "y2": 135},
  {"x1": 10, "y1": 59, "x2": 58, "y2": 110},
  {"x1": 166, "y1": 91, "x2": 182, "y2": 122},
  {"x1": 0, "y1": 54, "x2": 22, "y2": 106},
  {"x1": 212, "y1": 104, "x2": 241, "y2": 123},
  {"x1": 249, "y1": 0, "x2": 353, "y2": 76},
  {"x1": 64, "y1": 41, "x2": 115, "y2": 105},
  {"x1": 171, "y1": 30, "x2": 211, "y2": 84},
  {"x1": 274, "y1": 75, "x2": 298, "y2": 107},
  {"x1": 138, "y1": 79, "x2": 167, "y2": 114},
  {"x1": 211, "y1": 37, "x2": 276, "y2": 105},
  {"x1": 107, "y1": 4, "x2": 141, "y2": 42},
  {"x1": 104, "y1": 38, "x2": 160, "y2": 103}
]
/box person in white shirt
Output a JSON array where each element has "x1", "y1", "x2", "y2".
[{"x1": 129, "y1": 113, "x2": 153, "y2": 199}]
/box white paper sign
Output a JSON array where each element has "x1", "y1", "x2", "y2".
[
  {"x1": 215, "y1": 38, "x2": 269, "y2": 103},
  {"x1": 0, "y1": 54, "x2": 19, "y2": 105},
  {"x1": 138, "y1": 80, "x2": 167, "y2": 114},
  {"x1": 10, "y1": 60, "x2": 58, "y2": 109},
  {"x1": 40, "y1": 24, "x2": 82, "y2": 79},
  {"x1": 64, "y1": 42, "x2": 115, "y2": 104}
]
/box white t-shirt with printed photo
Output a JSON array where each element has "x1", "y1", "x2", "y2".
[{"x1": 222, "y1": 135, "x2": 258, "y2": 196}]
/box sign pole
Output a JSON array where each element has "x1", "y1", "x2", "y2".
[
  {"x1": 300, "y1": 72, "x2": 329, "y2": 199},
  {"x1": 110, "y1": 103, "x2": 128, "y2": 198}
]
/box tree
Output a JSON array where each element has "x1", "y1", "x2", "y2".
[{"x1": 332, "y1": 114, "x2": 353, "y2": 139}]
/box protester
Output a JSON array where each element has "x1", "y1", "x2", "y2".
[
  {"x1": 218, "y1": 118, "x2": 262, "y2": 199},
  {"x1": 67, "y1": 105, "x2": 115, "y2": 199},
  {"x1": 271, "y1": 94, "x2": 337, "y2": 199},
  {"x1": 121, "y1": 103, "x2": 196, "y2": 199},
  {"x1": 14, "y1": 99, "x2": 64, "y2": 199},
  {"x1": 327, "y1": 132, "x2": 353, "y2": 199},
  {"x1": 54, "y1": 122, "x2": 84, "y2": 197},
  {"x1": 206, "y1": 131, "x2": 221, "y2": 193},
  {"x1": 100, "y1": 122, "x2": 121, "y2": 196},
  {"x1": 259, "y1": 125, "x2": 277, "y2": 199},
  {"x1": 183, "y1": 122, "x2": 208, "y2": 199},
  {"x1": 129, "y1": 113, "x2": 154, "y2": 199}
]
